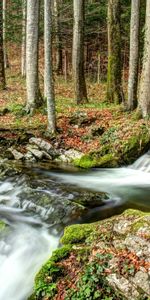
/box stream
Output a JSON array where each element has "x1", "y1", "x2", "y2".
[{"x1": 0, "y1": 153, "x2": 150, "y2": 300}]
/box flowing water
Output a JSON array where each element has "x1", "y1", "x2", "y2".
[{"x1": 0, "y1": 153, "x2": 150, "y2": 300}]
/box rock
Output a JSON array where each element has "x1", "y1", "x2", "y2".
[
  {"x1": 34, "y1": 209, "x2": 150, "y2": 300},
  {"x1": 29, "y1": 137, "x2": 58, "y2": 157},
  {"x1": 132, "y1": 271, "x2": 150, "y2": 295},
  {"x1": 107, "y1": 274, "x2": 140, "y2": 300},
  {"x1": 8, "y1": 148, "x2": 24, "y2": 160},
  {"x1": 57, "y1": 149, "x2": 83, "y2": 163},
  {"x1": 26, "y1": 145, "x2": 44, "y2": 160},
  {"x1": 124, "y1": 235, "x2": 150, "y2": 259}
]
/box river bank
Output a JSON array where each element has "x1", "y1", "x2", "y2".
[
  {"x1": 31, "y1": 209, "x2": 150, "y2": 300},
  {"x1": 0, "y1": 107, "x2": 149, "y2": 168}
]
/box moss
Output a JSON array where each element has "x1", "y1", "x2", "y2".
[
  {"x1": 123, "y1": 209, "x2": 149, "y2": 218},
  {"x1": 50, "y1": 245, "x2": 72, "y2": 263},
  {"x1": 34, "y1": 246, "x2": 73, "y2": 299},
  {"x1": 73, "y1": 154, "x2": 95, "y2": 168},
  {"x1": 73, "y1": 153, "x2": 118, "y2": 169},
  {"x1": 61, "y1": 223, "x2": 96, "y2": 245},
  {"x1": 0, "y1": 221, "x2": 5, "y2": 232}
]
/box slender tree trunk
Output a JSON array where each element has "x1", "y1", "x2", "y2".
[
  {"x1": 44, "y1": 0, "x2": 56, "y2": 133},
  {"x1": 139, "y1": 0, "x2": 150, "y2": 117},
  {"x1": 3, "y1": 0, "x2": 8, "y2": 69},
  {"x1": 53, "y1": 0, "x2": 63, "y2": 75},
  {"x1": 26, "y1": 0, "x2": 42, "y2": 114},
  {"x1": 107, "y1": 0, "x2": 123, "y2": 104},
  {"x1": 21, "y1": 0, "x2": 26, "y2": 77},
  {"x1": 0, "y1": 0, "x2": 5, "y2": 90},
  {"x1": 72, "y1": 0, "x2": 88, "y2": 104},
  {"x1": 128, "y1": 0, "x2": 140, "y2": 111}
]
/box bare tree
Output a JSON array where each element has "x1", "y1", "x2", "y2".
[
  {"x1": 72, "y1": 0, "x2": 88, "y2": 104},
  {"x1": 53, "y1": 0, "x2": 63, "y2": 75},
  {"x1": 21, "y1": 0, "x2": 26, "y2": 77},
  {"x1": 107, "y1": 0, "x2": 123, "y2": 104},
  {"x1": 128, "y1": 0, "x2": 140, "y2": 111},
  {"x1": 139, "y1": 0, "x2": 150, "y2": 117},
  {"x1": 44, "y1": 0, "x2": 56, "y2": 133},
  {"x1": 0, "y1": 0, "x2": 5, "y2": 90},
  {"x1": 26, "y1": 0, "x2": 42, "y2": 114}
]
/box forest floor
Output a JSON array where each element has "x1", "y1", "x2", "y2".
[{"x1": 0, "y1": 45, "x2": 150, "y2": 166}]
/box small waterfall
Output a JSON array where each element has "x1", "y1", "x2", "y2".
[{"x1": 131, "y1": 151, "x2": 150, "y2": 172}]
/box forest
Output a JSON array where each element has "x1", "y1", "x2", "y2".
[{"x1": 0, "y1": 1, "x2": 150, "y2": 300}]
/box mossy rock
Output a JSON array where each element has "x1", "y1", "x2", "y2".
[
  {"x1": 73, "y1": 153, "x2": 118, "y2": 168},
  {"x1": 61, "y1": 223, "x2": 96, "y2": 244},
  {"x1": 33, "y1": 209, "x2": 150, "y2": 300}
]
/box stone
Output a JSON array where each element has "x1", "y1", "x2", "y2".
[
  {"x1": 8, "y1": 148, "x2": 24, "y2": 160},
  {"x1": 107, "y1": 274, "x2": 140, "y2": 300},
  {"x1": 133, "y1": 271, "x2": 150, "y2": 295},
  {"x1": 26, "y1": 146, "x2": 44, "y2": 160},
  {"x1": 29, "y1": 137, "x2": 58, "y2": 157}
]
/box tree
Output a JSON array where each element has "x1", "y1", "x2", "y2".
[
  {"x1": 26, "y1": 0, "x2": 42, "y2": 114},
  {"x1": 21, "y1": 0, "x2": 26, "y2": 77},
  {"x1": 53, "y1": 0, "x2": 63, "y2": 75},
  {"x1": 128, "y1": 0, "x2": 140, "y2": 111},
  {"x1": 107, "y1": 0, "x2": 123, "y2": 104},
  {"x1": 139, "y1": 0, "x2": 150, "y2": 117},
  {"x1": 0, "y1": 0, "x2": 6, "y2": 90},
  {"x1": 72, "y1": 0, "x2": 88, "y2": 104},
  {"x1": 3, "y1": 0, "x2": 9, "y2": 69},
  {"x1": 44, "y1": 0, "x2": 56, "y2": 133}
]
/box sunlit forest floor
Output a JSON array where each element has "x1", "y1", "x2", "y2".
[{"x1": 0, "y1": 45, "x2": 149, "y2": 161}]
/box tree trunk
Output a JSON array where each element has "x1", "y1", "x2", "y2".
[
  {"x1": 21, "y1": 0, "x2": 26, "y2": 77},
  {"x1": 139, "y1": 0, "x2": 150, "y2": 117},
  {"x1": 107, "y1": 0, "x2": 123, "y2": 104},
  {"x1": 26, "y1": 0, "x2": 42, "y2": 114},
  {"x1": 3, "y1": 0, "x2": 9, "y2": 69},
  {"x1": 0, "y1": 0, "x2": 5, "y2": 90},
  {"x1": 44, "y1": 0, "x2": 56, "y2": 133},
  {"x1": 128, "y1": 0, "x2": 140, "y2": 111},
  {"x1": 53, "y1": 0, "x2": 63, "y2": 75},
  {"x1": 72, "y1": 0, "x2": 88, "y2": 104}
]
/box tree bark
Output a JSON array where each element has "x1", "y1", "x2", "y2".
[
  {"x1": 139, "y1": 0, "x2": 150, "y2": 117},
  {"x1": 128, "y1": 0, "x2": 140, "y2": 111},
  {"x1": 53, "y1": 0, "x2": 63, "y2": 75},
  {"x1": 21, "y1": 0, "x2": 26, "y2": 77},
  {"x1": 72, "y1": 0, "x2": 88, "y2": 104},
  {"x1": 44, "y1": 0, "x2": 56, "y2": 133},
  {"x1": 0, "y1": 0, "x2": 5, "y2": 90},
  {"x1": 26, "y1": 0, "x2": 42, "y2": 114},
  {"x1": 107, "y1": 0, "x2": 123, "y2": 104}
]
